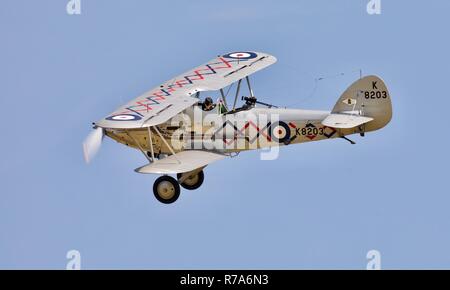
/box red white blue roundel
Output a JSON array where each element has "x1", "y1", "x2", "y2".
[
  {"x1": 270, "y1": 121, "x2": 291, "y2": 143},
  {"x1": 223, "y1": 52, "x2": 257, "y2": 60},
  {"x1": 106, "y1": 114, "x2": 142, "y2": 121}
]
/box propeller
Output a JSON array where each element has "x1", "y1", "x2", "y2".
[{"x1": 82, "y1": 126, "x2": 104, "y2": 164}]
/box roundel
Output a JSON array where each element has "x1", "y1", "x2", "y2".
[
  {"x1": 270, "y1": 121, "x2": 291, "y2": 143},
  {"x1": 106, "y1": 114, "x2": 142, "y2": 121},
  {"x1": 222, "y1": 52, "x2": 257, "y2": 60}
]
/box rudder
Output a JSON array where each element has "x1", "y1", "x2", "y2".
[{"x1": 331, "y1": 75, "x2": 392, "y2": 132}]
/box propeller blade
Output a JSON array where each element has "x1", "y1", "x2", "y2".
[{"x1": 82, "y1": 127, "x2": 104, "y2": 164}]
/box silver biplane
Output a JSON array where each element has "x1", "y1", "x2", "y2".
[{"x1": 83, "y1": 51, "x2": 392, "y2": 204}]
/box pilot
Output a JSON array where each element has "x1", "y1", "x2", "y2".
[{"x1": 202, "y1": 97, "x2": 216, "y2": 111}]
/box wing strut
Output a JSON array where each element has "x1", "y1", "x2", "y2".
[
  {"x1": 246, "y1": 76, "x2": 254, "y2": 97},
  {"x1": 147, "y1": 126, "x2": 155, "y2": 162},
  {"x1": 153, "y1": 126, "x2": 181, "y2": 164},
  {"x1": 220, "y1": 88, "x2": 229, "y2": 110},
  {"x1": 232, "y1": 79, "x2": 242, "y2": 110},
  {"x1": 230, "y1": 77, "x2": 254, "y2": 111}
]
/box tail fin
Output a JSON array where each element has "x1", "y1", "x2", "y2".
[{"x1": 327, "y1": 75, "x2": 392, "y2": 132}]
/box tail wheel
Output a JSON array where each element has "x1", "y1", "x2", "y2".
[
  {"x1": 177, "y1": 170, "x2": 204, "y2": 190},
  {"x1": 153, "y1": 176, "x2": 180, "y2": 204}
]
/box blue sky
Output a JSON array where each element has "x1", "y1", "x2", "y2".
[{"x1": 1, "y1": 0, "x2": 450, "y2": 269}]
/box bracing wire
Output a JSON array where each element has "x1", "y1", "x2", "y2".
[{"x1": 284, "y1": 67, "x2": 362, "y2": 108}]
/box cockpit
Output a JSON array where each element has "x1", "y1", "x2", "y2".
[{"x1": 195, "y1": 76, "x2": 277, "y2": 115}]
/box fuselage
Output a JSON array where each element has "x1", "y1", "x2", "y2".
[{"x1": 104, "y1": 104, "x2": 360, "y2": 156}]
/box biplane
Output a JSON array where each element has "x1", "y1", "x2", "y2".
[{"x1": 83, "y1": 51, "x2": 392, "y2": 204}]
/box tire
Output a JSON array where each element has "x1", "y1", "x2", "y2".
[
  {"x1": 177, "y1": 170, "x2": 204, "y2": 190},
  {"x1": 153, "y1": 176, "x2": 180, "y2": 204}
]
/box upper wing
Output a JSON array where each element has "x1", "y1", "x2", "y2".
[{"x1": 95, "y1": 51, "x2": 277, "y2": 129}]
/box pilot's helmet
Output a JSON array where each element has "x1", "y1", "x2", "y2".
[{"x1": 204, "y1": 97, "x2": 213, "y2": 106}]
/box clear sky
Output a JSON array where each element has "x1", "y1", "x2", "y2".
[{"x1": 1, "y1": 0, "x2": 449, "y2": 269}]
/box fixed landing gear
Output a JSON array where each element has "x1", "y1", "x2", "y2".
[
  {"x1": 153, "y1": 175, "x2": 180, "y2": 204},
  {"x1": 177, "y1": 171, "x2": 204, "y2": 190},
  {"x1": 152, "y1": 170, "x2": 205, "y2": 204}
]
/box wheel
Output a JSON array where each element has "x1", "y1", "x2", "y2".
[
  {"x1": 177, "y1": 170, "x2": 204, "y2": 190},
  {"x1": 153, "y1": 176, "x2": 180, "y2": 204}
]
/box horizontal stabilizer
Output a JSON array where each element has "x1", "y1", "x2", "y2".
[
  {"x1": 322, "y1": 114, "x2": 374, "y2": 129},
  {"x1": 135, "y1": 150, "x2": 226, "y2": 174}
]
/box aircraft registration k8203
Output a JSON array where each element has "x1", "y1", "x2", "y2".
[{"x1": 83, "y1": 51, "x2": 392, "y2": 204}]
